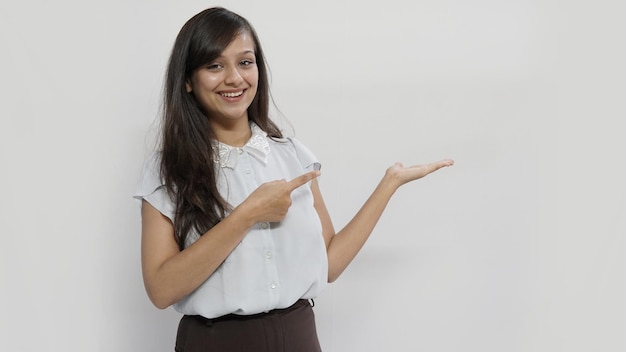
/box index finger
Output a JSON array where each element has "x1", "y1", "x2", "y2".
[{"x1": 286, "y1": 170, "x2": 321, "y2": 192}]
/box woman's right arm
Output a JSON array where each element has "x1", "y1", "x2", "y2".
[
  {"x1": 140, "y1": 200, "x2": 254, "y2": 309},
  {"x1": 140, "y1": 170, "x2": 320, "y2": 309}
]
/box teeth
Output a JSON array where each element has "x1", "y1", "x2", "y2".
[{"x1": 221, "y1": 91, "x2": 243, "y2": 98}]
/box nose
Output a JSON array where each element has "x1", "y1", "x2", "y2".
[{"x1": 224, "y1": 66, "x2": 244, "y2": 86}]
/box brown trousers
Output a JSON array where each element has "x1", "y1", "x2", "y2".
[{"x1": 175, "y1": 299, "x2": 322, "y2": 352}]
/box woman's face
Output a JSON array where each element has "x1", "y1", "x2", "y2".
[{"x1": 186, "y1": 32, "x2": 259, "y2": 126}]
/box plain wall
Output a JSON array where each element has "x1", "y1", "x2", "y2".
[{"x1": 1, "y1": 0, "x2": 624, "y2": 351}]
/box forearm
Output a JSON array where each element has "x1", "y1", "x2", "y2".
[
  {"x1": 323, "y1": 159, "x2": 453, "y2": 282},
  {"x1": 143, "y1": 205, "x2": 255, "y2": 309},
  {"x1": 326, "y1": 173, "x2": 399, "y2": 282}
]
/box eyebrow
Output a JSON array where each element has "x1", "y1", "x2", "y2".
[{"x1": 216, "y1": 50, "x2": 255, "y2": 59}]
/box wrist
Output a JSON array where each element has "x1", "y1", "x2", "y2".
[
  {"x1": 229, "y1": 202, "x2": 259, "y2": 229},
  {"x1": 382, "y1": 168, "x2": 403, "y2": 190},
  {"x1": 378, "y1": 171, "x2": 402, "y2": 196}
]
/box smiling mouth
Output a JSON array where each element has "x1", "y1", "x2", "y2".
[{"x1": 220, "y1": 90, "x2": 244, "y2": 98}]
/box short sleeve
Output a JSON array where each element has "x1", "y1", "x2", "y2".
[
  {"x1": 133, "y1": 152, "x2": 175, "y2": 223},
  {"x1": 288, "y1": 137, "x2": 321, "y2": 172}
]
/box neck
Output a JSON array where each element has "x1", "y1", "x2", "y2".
[{"x1": 211, "y1": 118, "x2": 252, "y2": 147}]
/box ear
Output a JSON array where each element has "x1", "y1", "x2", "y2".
[{"x1": 185, "y1": 80, "x2": 192, "y2": 93}]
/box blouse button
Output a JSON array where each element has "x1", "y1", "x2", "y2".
[
  {"x1": 260, "y1": 222, "x2": 269, "y2": 229},
  {"x1": 271, "y1": 283, "x2": 277, "y2": 289},
  {"x1": 237, "y1": 148, "x2": 243, "y2": 154},
  {"x1": 244, "y1": 169, "x2": 251, "y2": 174},
  {"x1": 266, "y1": 251, "x2": 272, "y2": 259}
]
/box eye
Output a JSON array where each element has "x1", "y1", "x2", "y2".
[
  {"x1": 240, "y1": 59, "x2": 255, "y2": 67},
  {"x1": 205, "y1": 63, "x2": 223, "y2": 71}
]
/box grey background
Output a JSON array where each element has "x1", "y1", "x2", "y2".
[{"x1": 1, "y1": 0, "x2": 624, "y2": 351}]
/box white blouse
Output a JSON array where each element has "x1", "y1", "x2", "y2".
[{"x1": 134, "y1": 124, "x2": 328, "y2": 318}]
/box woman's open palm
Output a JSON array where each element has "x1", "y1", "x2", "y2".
[{"x1": 386, "y1": 159, "x2": 454, "y2": 187}]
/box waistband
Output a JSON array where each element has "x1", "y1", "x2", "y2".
[{"x1": 188, "y1": 299, "x2": 312, "y2": 326}]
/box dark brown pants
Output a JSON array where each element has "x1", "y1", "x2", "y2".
[{"x1": 175, "y1": 300, "x2": 322, "y2": 352}]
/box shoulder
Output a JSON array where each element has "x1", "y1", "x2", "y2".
[
  {"x1": 133, "y1": 151, "x2": 176, "y2": 222},
  {"x1": 135, "y1": 151, "x2": 163, "y2": 197},
  {"x1": 270, "y1": 136, "x2": 320, "y2": 171}
]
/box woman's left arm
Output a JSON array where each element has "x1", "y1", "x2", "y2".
[{"x1": 312, "y1": 159, "x2": 454, "y2": 282}]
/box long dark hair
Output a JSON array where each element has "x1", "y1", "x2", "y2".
[{"x1": 160, "y1": 7, "x2": 282, "y2": 249}]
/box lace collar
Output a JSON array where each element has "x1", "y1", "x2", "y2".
[{"x1": 213, "y1": 123, "x2": 271, "y2": 169}]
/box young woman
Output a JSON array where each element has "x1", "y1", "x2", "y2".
[{"x1": 134, "y1": 7, "x2": 453, "y2": 351}]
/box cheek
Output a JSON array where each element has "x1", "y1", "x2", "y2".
[
  {"x1": 192, "y1": 73, "x2": 220, "y2": 92},
  {"x1": 244, "y1": 69, "x2": 259, "y2": 86},
  {"x1": 201, "y1": 76, "x2": 221, "y2": 91}
]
